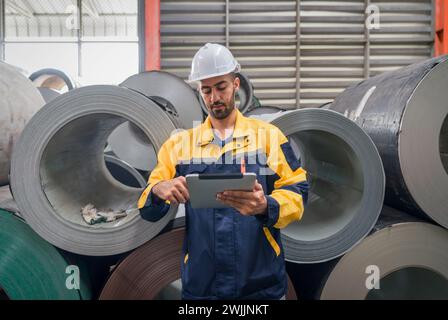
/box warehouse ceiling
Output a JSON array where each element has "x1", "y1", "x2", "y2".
[{"x1": 4, "y1": 0, "x2": 138, "y2": 38}]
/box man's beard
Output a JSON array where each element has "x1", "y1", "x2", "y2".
[{"x1": 208, "y1": 92, "x2": 235, "y2": 120}]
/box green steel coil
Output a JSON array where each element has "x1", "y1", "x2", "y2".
[{"x1": 0, "y1": 209, "x2": 91, "y2": 300}]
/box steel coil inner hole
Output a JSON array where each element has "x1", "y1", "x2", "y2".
[
  {"x1": 40, "y1": 114, "x2": 145, "y2": 228},
  {"x1": 365, "y1": 267, "x2": 448, "y2": 300},
  {"x1": 282, "y1": 130, "x2": 364, "y2": 242}
]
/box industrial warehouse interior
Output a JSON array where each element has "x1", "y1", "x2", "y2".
[{"x1": 0, "y1": 0, "x2": 447, "y2": 305}]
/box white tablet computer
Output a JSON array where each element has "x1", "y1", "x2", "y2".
[{"x1": 186, "y1": 172, "x2": 257, "y2": 209}]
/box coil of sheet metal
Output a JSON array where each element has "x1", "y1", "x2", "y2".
[
  {"x1": 0, "y1": 209, "x2": 91, "y2": 299},
  {"x1": 10, "y1": 85, "x2": 179, "y2": 256},
  {"x1": 327, "y1": 55, "x2": 448, "y2": 228},
  {"x1": 251, "y1": 108, "x2": 385, "y2": 263},
  {"x1": 0, "y1": 62, "x2": 45, "y2": 186},
  {"x1": 287, "y1": 206, "x2": 448, "y2": 300},
  {"x1": 108, "y1": 71, "x2": 202, "y2": 172}
]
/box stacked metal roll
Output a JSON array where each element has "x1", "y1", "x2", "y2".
[
  {"x1": 99, "y1": 225, "x2": 298, "y2": 300},
  {"x1": 286, "y1": 206, "x2": 448, "y2": 300},
  {"x1": 3, "y1": 65, "x2": 206, "y2": 299},
  {"x1": 108, "y1": 71, "x2": 203, "y2": 172},
  {"x1": 283, "y1": 56, "x2": 448, "y2": 299},
  {"x1": 0, "y1": 62, "x2": 45, "y2": 186},
  {"x1": 0, "y1": 209, "x2": 91, "y2": 299},
  {"x1": 327, "y1": 55, "x2": 448, "y2": 229},
  {"x1": 3, "y1": 54, "x2": 447, "y2": 300},
  {"x1": 10, "y1": 85, "x2": 180, "y2": 256},
  {"x1": 321, "y1": 207, "x2": 448, "y2": 300},
  {"x1": 250, "y1": 109, "x2": 385, "y2": 263}
]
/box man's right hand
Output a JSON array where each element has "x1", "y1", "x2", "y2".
[{"x1": 152, "y1": 176, "x2": 190, "y2": 205}]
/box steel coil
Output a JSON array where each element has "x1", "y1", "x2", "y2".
[
  {"x1": 0, "y1": 209, "x2": 90, "y2": 299},
  {"x1": 99, "y1": 226, "x2": 297, "y2": 300},
  {"x1": 0, "y1": 62, "x2": 45, "y2": 186},
  {"x1": 10, "y1": 85, "x2": 178, "y2": 256},
  {"x1": 120, "y1": 70, "x2": 203, "y2": 129},
  {"x1": 287, "y1": 206, "x2": 448, "y2": 300},
  {"x1": 328, "y1": 55, "x2": 448, "y2": 228},
  {"x1": 252, "y1": 109, "x2": 385, "y2": 263},
  {"x1": 321, "y1": 212, "x2": 448, "y2": 300},
  {"x1": 107, "y1": 71, "x2": 202, "y2": 172}
]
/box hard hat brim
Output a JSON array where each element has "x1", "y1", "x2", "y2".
[{"x1": 188, "y1": 64, "x2": 241, "y2": 83}]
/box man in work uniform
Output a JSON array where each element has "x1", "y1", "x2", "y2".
[{"x1": 138, "y1": 43, "x2": 308, "y2": 300}]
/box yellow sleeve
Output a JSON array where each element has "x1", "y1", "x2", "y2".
[
  {"x1": 264, "y1": 128, "x2": 308, "y2": 229},
  {"x1": 137, "y1": 137, "x2": 177, "y2": 210}
]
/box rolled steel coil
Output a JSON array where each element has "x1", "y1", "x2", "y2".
[
  {"x1": 288, "y1": 206, "x2": 448, "y2": 300},
  {"x1": 10, "y1": 85, "x2": 178, "y2": 256},
  {"x1": 252, "y1": 109, "x2": 385, "y2": 263},
  {"x1": 29, "y1": 68, "x2": 75, "y2": 91},
  {"x1": 120, "y1": 70, "x2": 203, "y2": 129},
  {"x1": 107, "y1": 71, "x2": 199, "y2": 172},
  {"x1": 0, "y1": 62, "x2": 45, "y2": 186},
  {"x1": 328, "y1": 55, "x2": 448, "y2": 228},
  {"x1": 199, "y1": 72, "x2": 254, "y2": 115},
  {"x1": 99, "y1": 226, "x2": 297, "y2": 300},
  {"x1": 0, "y1": 209, "x2": 90, "y2": 299}
]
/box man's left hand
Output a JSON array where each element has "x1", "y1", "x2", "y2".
[{"x1": 216, "y1": 181, "x2": 267, "y2": 216}]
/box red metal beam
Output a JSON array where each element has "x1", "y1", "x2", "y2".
[
  {"x1": 435, "y1": 0, "x2": 448, "y2": 56},
  {"x1": 145, "y1": 0, "x2": 160, "y2": 70}
]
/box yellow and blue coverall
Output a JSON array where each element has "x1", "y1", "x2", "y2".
[{"x1": 138, "y1": 109, "x2": 308, "y2": 300}]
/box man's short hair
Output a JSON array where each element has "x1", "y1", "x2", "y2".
[{"x1": 229, "y1": 72, "x2": 237, "y2": 80}]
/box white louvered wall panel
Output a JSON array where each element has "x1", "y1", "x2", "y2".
[{"x1": 161, "y1": 0, "x2": 433, "y2": 109}]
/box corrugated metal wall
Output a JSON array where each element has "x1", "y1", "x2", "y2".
[{"x1": 160, "y1": 0, "x2": 434, "y2": 109}]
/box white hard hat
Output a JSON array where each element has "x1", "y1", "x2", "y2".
[{"x1": 188, "y1": 43, "x2": 241, "y2": 82}]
